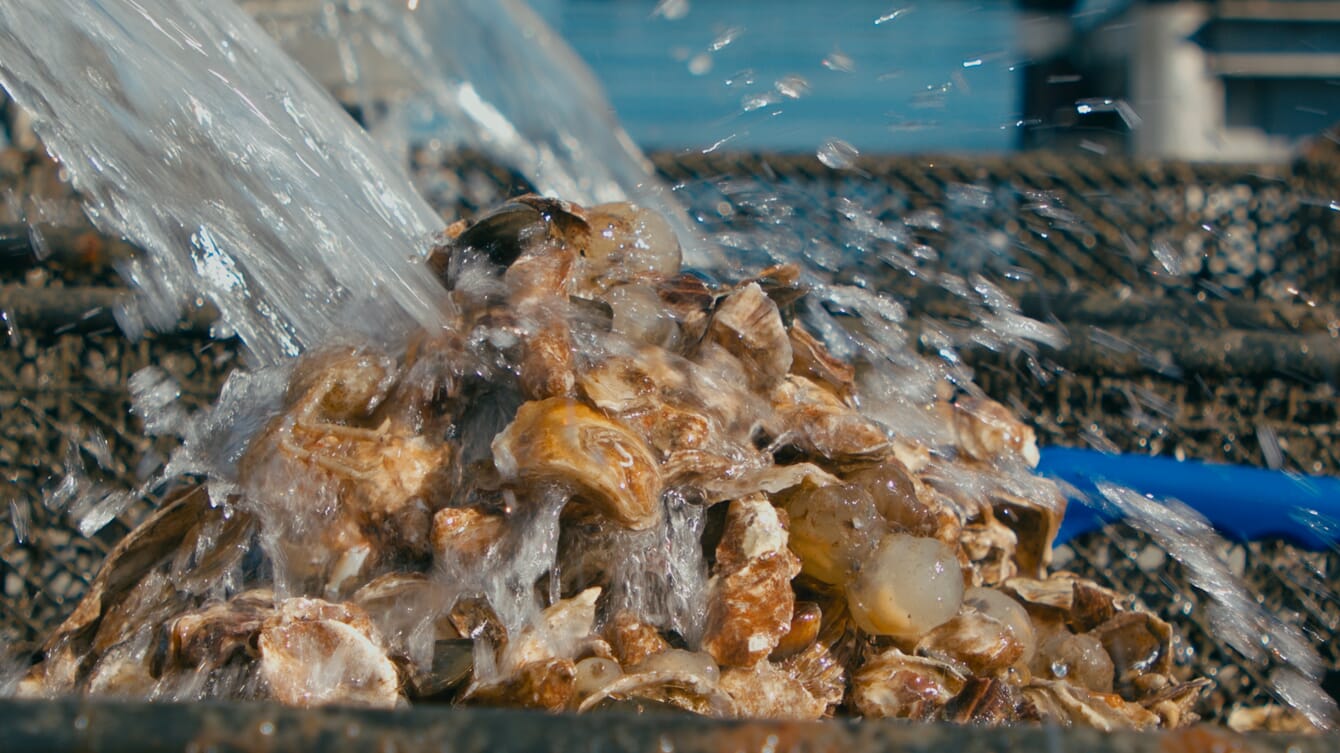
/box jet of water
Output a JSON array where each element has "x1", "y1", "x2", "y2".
[
  {"x1": 250, "y1": 0, "x2": 712, "y2": 268},
  {"x1": 0, "y1": 0, "x2": 452, "y2": 364}
]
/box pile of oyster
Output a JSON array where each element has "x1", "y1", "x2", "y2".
[{"x1": 17, "y1": 197, "x2": 1210, "y2": 729}]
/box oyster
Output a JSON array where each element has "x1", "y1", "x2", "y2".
[
  {"x1": 702, "y1": 496, "x2": 802, "y2": 667},
  {"x1": 256, "y1": 598, "x2": 401, "y2": 709},
  {"x1": 25, "y1": 196, "x2": 1225, "y2": 731},
  {"x1": 719, "y1": 660, "x2": 828, "y2": 720},
  {"x1": 768, "y1": 375, "x2": 890, "y2": 461},
  {"x1": 578, "y1": 648, "x2": 733, "y2": 717},
  {"x1": 852, "y1": 648, "x2": 967, "y2": 719},
  {"x1": 702, "y1": 282, "x2": 792, "y2": 392},
  {"x1": 241, "y1": 346, "x2": 453, "y2": 593},
  {"x1": 492, "y1": 397, "x2": 663, "y2": 530}
]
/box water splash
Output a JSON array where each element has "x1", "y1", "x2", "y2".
[
  {"x1": 0, "y1": 0, "x2": 451, "y2": 365},
  {"x1": 253, "y1": 0, "x2": 709, "y2": 266},
  {"x1": 1097, "y1": 483, "x2": 1339, "y2": 730}
]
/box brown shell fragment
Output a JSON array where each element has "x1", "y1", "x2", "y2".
[
  {"x1": 1068, "y1": 578, "x2": 1119, "y2": 633},
  {"x1": 1139, "y1": 677, "x2": 1213, "y2": 728},
  {"x1": 780, "y1": 641, "x2": 845, "y2": 712},
  {"x1": 941, "y1": 676, "x2": 1019, "y2": 726},
  {"x1": 168, "y1": 590, "x2": 274, "y2": 670},
  {"x1": 952, "y1": 396, "x2": 1040, "y2": 467},
  {"x1": 1023, "y1": 680, "x2": 1161, "y2": 731},
  {"x1": 447, "y1": 597, "x2": 506, "y2": 649},
  {"x1": 989, "y1": 485, "x2": 1066, "y2": 577},
  {"x1": 577, "y1": 665, "x2": 735, "y2": 717},
  {"x1": 492, "y1": 398, "x2": 663, "y2": 530},
  {"x1": 256, "y1": 598, "x2": 401, "y2": 709},
  {"x1": 916, "y1": 611, "x2": 1025, "y2": 677},
  {"x1": 508, "y1": 587, "x2": 602, "y2": 668},
  {"x1": 700, "y1": 462, "x2": 841, "y2": 507},
  {"x1": 851, "y1": 648, "x2": 967, "y2": 720},
  {"x1": 604, "y1": 611, "x2": 672, "y2": 668},
  {"x1": 1004, "y1": 575, "x2": 1077, "y2": 615},
  {"x1": 517, "y1": 315, "x2": 578, "y2": 400},
  {"x1": 958, "y1": 511, "x2": 1019, "y2": 587},
  {"x1": 770, "y1": 601, "x2": 823, "y2": 661},
  {"x1": 281, "y1": 347, "x2": 397, "y2": 421},
  {"x1": 705, "y1": 282, "x2": 793, "y2": 393},
  {"x1": 1227, "y1": 704, "x2": 1322, "y2": 733},
  {"x1": 1088, "y1": 611, "x2": 1174, "y2": 686},
  {"x1": 702, "y1": 497, "x2": 801, "y2": 667},
  {"x1": 576, "y1": 201, "x2": 682, "y2": 293},
  {"x1": 719, "y1": 661, "x2": 828, "y2": 720},
  {"x1": 788, "y1": 323, "x2": 856, "y2": 400},
  {"x1": 431, "y1": 506, "x2": 507, "y2": 565},
  {"x1": 769, "y1": 375, "x2": 889, "y2": 461},
  {"x1": 466, "y1": 657, "x2": 577, "y2": 711}
]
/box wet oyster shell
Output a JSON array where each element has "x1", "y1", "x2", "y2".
[
  {"x1": 256, "y1": 598, "x2": 401, "y2": 709},
  {"x1": 719, "y1": 660, "x2": 828, "y2": 720},
  {"x1": 769, "y1": 375, "x2": 890, "y2": 461},
  {"x1": 851, "y1": 648, "x2": 967, "y2": 720},
  {"x1": 702, "y1": 497, "x2": 801, "y2": 667},
  {"x1": 492, "y1": 397, "x2": 663, "y2": 530},
  {"x1": 703, "y1": 282, "x2": 793, "y2": 393}
]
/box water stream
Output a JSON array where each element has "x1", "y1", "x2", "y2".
[{"x1": 0, "y1": 0, "x2": 451, "y2": 365}]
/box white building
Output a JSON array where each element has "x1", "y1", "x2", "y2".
[{"x1": 1021, "y1": 0, "x2": 1340, "y2": 161}]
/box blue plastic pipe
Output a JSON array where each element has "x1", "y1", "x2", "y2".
[{"x1": 1037, "y1": 447, "x2": 1340, "y2": 550}]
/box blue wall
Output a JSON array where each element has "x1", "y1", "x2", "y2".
[{"x1": 530, "y1": 0, "x2": 1025, "y2": 153}]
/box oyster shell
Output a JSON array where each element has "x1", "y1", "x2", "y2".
[
  {"x1": 1023, "y1": 680, "x2": 1160, "y2": 731},
  {"x1": 256, "y1": 597, "x2": 401, "y2": 709},
  {"x1": 719, "y1": 660, "x2": 828, "y2": 720},
  {"x1": 703, "y1": 282, "x2": 793, "y2": 393},
  {"x1": 952, "y1": 396, "x2": 1040, "y2": 468},
  {"x1": 604, "y1": 611, "x2": 672, "y2": 667},
  {"x1": 916, "y1": 611, "x2": 1025, "y2": 677},
  {"x1": 492, "y1": 397, "x2": 663, "y2": 530},
  {"x1": 702, "y1": 496, "x2": 802, "y2": 667},
  {"x1": 768, "y1": 375, "x2": 890, "y2": 462},
  {"x1": 168, "y1": 589, "x2": 274, "y2": 671},
  {"x1": 788, "y1": 322, "x2": 856, "y2": 401},
  {"x1": 852, "y1": 648, "x2": 967, "y2": 719}
]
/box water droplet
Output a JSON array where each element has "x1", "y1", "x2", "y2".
[
  {"x1": 817, "y1": 139, "x2": 859, "y2": 170},
  {"x1": 709, "y1": 26, "x2": 743, "y2": 52},
  {"x1": 774, "y1": 75, "x2": 809, "y2": 100},
  {"x1": 741, "y1": 93, "x2": 776, "y2": 112},
  {"x1": 875, "y1": 7, "x2": 914, "y2": 25},
  {"x1": 822, "y1": 50, "x2": 855, "y2": 73},
  {"x1": 653, "y1": 0, "x2": 689, "y2": 20},
  {"x1": 1050, "y1": 661, "x2": 1070, "y2": 679}
]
